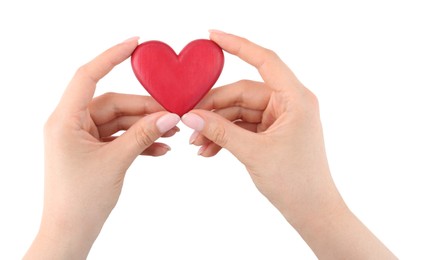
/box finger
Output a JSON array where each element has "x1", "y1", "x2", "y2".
[
  {"x1": 189, "y1": 131, "x2": 210, "y2": 146},
  {"x1": 100, "y1": 137, "x2": 172, "y2": 156},
  {"x1": 97, "y1": 115, "x2": 180, "y2": 138},
  {"x1": 60, "y1": 37, "x2": 139, "y2": 113},
  {"x1": 162, "y1": 126, "x2": 180, "y2": 137},
  {"x1": 191, "y1": 121, "x2": 258, "y2": 147},
  {"x1": 141, "y1": 143, "x2": 171, "y2": 156},
  {"x1": 209, "y1": 31, "x2": 302, "y2": 92},
  {"x1": 189, "y1": 107, "x2": 261, "y2": 146},
  {"x1": 106, "y1": 112, "x2": 180, "y2": 165},
  {"x1": 182, "y1": 110, "x2": 260, "y2": 162},
  {"x1": 213, "y1": 107, "x2": 263, "y2": 123},
  {"x1": 89, "y1": 93, "x2": 164, "y2": 125},
  {"x1": 198, "y1": 142, "x2": 222, "y2": 157},
  {"x1": 101, "y1": 136, "x2": 118, "y2": 142},
  {"x1": 235, "y1": 121, "x2": 259, "y2": 133},
  {"x1": 195, "y1": 120, "x2": 259, "y2": 157},
  {"x1": 196, "y1": 80, "x2": 270, "y2": 110},
  {"x1": 101, "y1": 128, "x2": 178, "y2": 142},
  {"x1": 98, "y1": 115, "x2": 142, "y2": 137}
]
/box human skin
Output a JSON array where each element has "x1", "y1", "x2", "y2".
[
  {"x1": 24, "y1": 37, "x2": 180, "y2": 259},
  {"x1": 182, "y1": 30, "x2": 397, "y2": 259},
  {"x1": 24, "y1": 32, "x2": 396, "y2": 259}
]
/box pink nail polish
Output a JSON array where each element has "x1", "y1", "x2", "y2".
[
  {"x1": 189, "y1": 131, "x2": 200, "y2": 144},
  {"x1": 123, "y1": 36, "x2": 139, "y2": 43},
  {"x1": 156, "y1": 113, "x2": 180, "y2": 133},
  {"x1": 198, "y1": 144, "x2": 207, "y2": 156},
  {"x1": 181, "y1": 113, "x2": 204, "y2": 131},
  {"x1": 159, "y1": 143, "x2": 171, "y2": 151},
  {"x1": 208, "y1": 29, "x2": 227, "y2": 35}
]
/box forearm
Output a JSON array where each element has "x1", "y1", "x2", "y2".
[
  {"x1": 291, "y1": 198, "x2": 397, "y2": 259},
  {"x1": 266, "y1": 165, "x2": 396, "y2": 259},
  {"x1": 24, "y1": 216, "x2": 100, "y2": 260}
]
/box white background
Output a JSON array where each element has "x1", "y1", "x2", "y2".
[{"x1": 1, "y1": 0, "x2": 421, "y2": 259}]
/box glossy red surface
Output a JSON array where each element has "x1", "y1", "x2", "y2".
[{"x1": 131, "y1": 39, "x2": 224, "y2": 116}]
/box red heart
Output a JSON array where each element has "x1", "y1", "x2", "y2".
[{"x1": 131, "y1": 39, "x2": 224, "y2": 116}]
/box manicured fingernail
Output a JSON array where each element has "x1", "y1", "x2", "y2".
[
  {"x1": 156, "y1": 113, "x2": 180, "y2": 134},
  {"x1": 159, "y1": 143, "x2": 171, "y2": 151},
  {"x1": 182, "y1": 113, "x2": 204, "y2": 131},
  {"x1": 123, "y1": 36, "x2": 139, "y2": 43},
  {"x1": 189, "y1": 131, "x2": 200, "y2": 144},
  {"x1": 208, "y1": 29, "x2": 227, "y2": 35},
  {"x1": 197, "y1": 143, "x2": 209, "y2": 156}
]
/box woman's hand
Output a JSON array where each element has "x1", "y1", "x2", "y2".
[
  {"x1": 183, "y1": 31, "x2": 336, "y2": 224},
  {"x1": 24, "y1": 37, "x2": 180, "y2": 259},
  {"x1": 182, "y1": 31, "x2": 396, "y2": 259}
]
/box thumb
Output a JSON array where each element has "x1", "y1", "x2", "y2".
[
  {"x1": 182, "y1": 110, "x2": 258, "y2": 161},
  {"x1": 108, "y1": 112, "x2": 180, "y2": 164}
]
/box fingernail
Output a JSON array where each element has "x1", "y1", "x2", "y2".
[
  {"x1": 156, "y1": 113, "x2": 180, "y2": 134},
  {"x1": 189, "y1": 131, "x2": 200, "y2": 144},
  {"x1": 197, "y1": 143, "x2": 209, "y2": 156},
  {"x1": 182, "y1": 113, "x2": 204, "y2": 131},
  {"x1": 123, "y1": 36, "x2": 139, "y2": 43},
  {"x1": 208, "y1": 29, "x2": 227, "y2": 35},
  {"x1": 159, "y1": 143, "x2": 171, "y2": 151}
]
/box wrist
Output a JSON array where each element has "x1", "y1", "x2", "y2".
[
  {"x1": 24, "y1": 213, "x2": 102, "y2": 259},
  {"x1": 269, "y1": 172, "x2": 347, "y2": 231},
  {"x1": 289, "y1": 197, "x2": 350, "y2": 235},
  {"x1": 288, "y1": 198, "x2": 397, "y2": 259}
]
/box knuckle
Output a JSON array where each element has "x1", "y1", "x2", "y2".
[
  {"x1": 101, "y1": 92, "x2": 117, "y2": 100},
  {"x1": 293, "y1": 89, "x2": 321, "y2": 124},
  {"x1": 304, "y1": 89, "x2": 320, "y2": 111},
  {"x1": 135, "y1": 126, "x2": 156, "y2": 148},
  {"x1": 264, "y1": 48, "x2": 276, "y2": 56},
  {"x1": 255, "y1": 48, "x2": 280, "y2": 70},
  {"x1": 75, "y1": 64, "x2": 89, "y2": 77},
  {"x1": 236, "y1": 79, "x2": 252, "y2": 86},
  {"x1": 209, "y1": 124, "x2": 228, "y2": 147},
  {"x1": 91, "y1": 92, "x2": 122, "y2": 117},
  {"x1": 43, "y1": 112, "x2": 69, "y2": 139},
  {"x1": 93, "y1": 92, "x2": 116, "y2": 105},
  {"x1": 74, "y1": 63, "x2": 98, "y2": 83},
  {"x1": 263, "y1": 48, "x2": 279, "y2": 62}
]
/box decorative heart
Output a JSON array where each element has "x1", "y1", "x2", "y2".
[{"x1": 131, "y1": 39, "x2": 224, "y2": 116}]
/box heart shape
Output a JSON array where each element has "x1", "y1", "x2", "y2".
[{"x1": 131, "y1": 39, "x2": 224, "y2": 116}]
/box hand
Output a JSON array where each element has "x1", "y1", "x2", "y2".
[
  {"x1": 24, "y1": 37, "x2": 180, "y2": 259},
  {"x1": 183, "y1": 30, "x2": 338, "y2": 225},
  {"x1": 182, "y1": 31, "x2": 396, "y2": 259}
]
